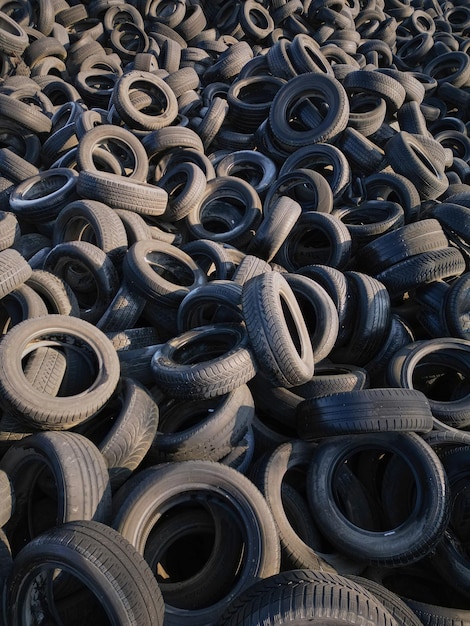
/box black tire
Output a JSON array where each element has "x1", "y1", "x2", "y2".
[
  {"x1": 297, "y1": 388, "x2": 433, "y2": 439},
  {"x1": 176, "y1": 279, "x2": 243, "y2": 332},
  {"x1": 241, "y1": 271, "x2": 314, "y2": 388},
  {"x1": 0, "y1": 283, "x2": 49, "y2": 333},
  {"x1": 357, "y1": 218, "x2": 449, "y2": 274},
  {"x1": 157, "y1": 161, "x2": 207, "y2": 222},
  {"x1": 9, "y1": 168, "x2": 79, "y2": 223},
  {"x1": 111, "y1": 69, "x2": 179, "y2": 131},
  {"x1": 246, "y1": 195, "x2": 302, "y2": 263},
  {"x1": 347, "y1": 575, "x2": 425, "y2": 626},
  {"x1": 4, "y1": 520, "x2": 165, "y2": 625},
  {"x1": 330, "y1": 271, "x2": 391, "y2": 367},
  {"x1": 0, "y1": 210, "x2": 19, "y2": 251},
  {"x1": 275, "y1": 210, "x2": 352, "y2": 271},
  {"x1": 142, "y1": 500, "x2": 244, "y2": 611},
  {"x1": 269, "y1": 73, "x2": 349, "y2": 150},
  {"x1": 307, "y1": 432, "x2": 449, "y2": 566},
  {"x1": 75, "y1": 377, "x2": 159, "y2": 491},
  {"x1": 254, "y1": 440, "x2": 338, "y2": 572},
  {"x1": 147, "y1": 383, "x2": 254, "y2": 463},
  {"x1": 376, "y1": 247, "x2": 466, "y2": 300},
  {"x1": 386, "y1": 337, "x2": 470, "y2": 429},
  {"x1": 284, "y1": 272, "x2": 339, "y2": 364},
  {"x1": 332, "y1": 200, "x2": 405, "y2": 251},
  {"x1": 279, "y1": 143, "x2": 351, "y2": 201},
  {"x1": 0, "y1": 11, "x2": 28, "y2": 55},
  {"x1": 44, "y1": 240, "x2": 120, "y2": 324},
  {"x1": 405, "y1": 595, "x2": 470, "y2": 626},
  {"x1": 0, "y1": 431, "x2": 111, "y2": 554},
  {"x1": 151, "y1": 323, "x2": 257, "y2": 399},
  {"x1": 343, "y1": 69, "x2": 406, "y2": 112},
  {"x1": 53, "y1": 198, "x2": 128, "y2": 267},
  {"x1": 263, "y1": 167, "x2": 333, "y2": 214},
  {"x1": 77, "y1": 124, "x2": 149, "y2": 181},
  {"x1": 297, "y1": 264, "x2": 352, "y2": 347},
  {"x1": 445, "y1": 273, "x2": 470, "y2": 341},
  {"x1": 363, "y1": 171, "x2": 421, "y2": 222},
  {"x1": 112, "y1": 460, "x2": 280, "y2": 626},
  {"x1": 77, "y1": 169, "x2": 168, "y2": 215},
  {"x1": 123, "y1": 239, "x2": 206, "y2": 306},
  {"x1": 385, "y1": 131, "x2": 449, "y2": 201},
  {"x1": 185, "y1": 176, "x2": 262, "y2": 250},
  {"x1": 219, "y1": 569, "x2": 399, "y2": 626},
  {"x1": 0, "y1": 314, "x2": 120, "y2": 429}
]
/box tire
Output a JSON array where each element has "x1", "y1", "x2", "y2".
[
  {"x1": 0, "y1": 468, "x2": 13, "y2": 527},
  {"x1": 23, "y1": 345, "x2": 67, "y2": 396},
  {"x1": 176, "y1": 279, "x2": 243, "y2": 332},
  {"x1": 26, "y1": 269, "x2": 80, "y2": 317},
  {"x1": 9, "y1": 168, "x2": 79, "y2": 223},
  {"x1": 75, "y1": 377, "x2": 159, "y2": 490},
  {"x1": 77, "y1": 124, "x2": 149, "y2": 181},
  {"x1": 284, "y1": 272, "x2": 339, "y2": 364},
  {"x1": 96, "y1": 280, "x2": 147, "y2": 333},
  {"x1": 151, "y1": 323, "x2": 257, "y2": 399},
  {"x1": 279, "y1": 143, "x2": 351, "y2": 201},
  {"x1": 332, "y1": 200, "x2": 405, "y2": 251},
  {"x1": 111, "y1": 70, "x2": 179, "y2": 131},
  {"x1": 275, "y1": 211, "x2": 352, "y2": 271},
  {"x1": 297, "y1": 264, "x2": 352, "y2": 347},
  {"x1": 385, "y1": 131, "x2": 449, "y2": 201},
  {"x1": 297, "y1": 388, "x2": 433, "y2": 439},
  {"x1": 357, "y1": 218, "x2": 449, "y2": 274},
  {"x1": 263, "y1": 167, "x2": 333, "y2": 214},
  {"x1": 376, "y1": 247, "x2": 466, "y2": 300},
  {"x1": 269, "y1": 73, "x2": 349, "y2": 150},
  {"x1": 53, "y1": 198, "x2": 128, "y2": 267},
  {"x1": 386, "y1": 337, "x2": 470, "y2": 429},
  {"x1": 123, "y1": 239, "x2": 206, "y2": 306},
  {"x1": 0, "y1": 11, "x2": 28, "y2": 55},
  {"x1": 0, "y1": 93, "x2": 52, "y2": 135},
  {"x1": 246, "y1": 195, "x2": 302, "y2": 262},
  {"x1": 215, "y1": 149, "x2": 277, "y2": 197},
  {"x1": 0, "y1": 431, "x2": 111, "y2": 554},
  {"x1": 157, "y1": 161, "x2": 207, "y2": 222},
  {"x1": 219, "y1": 569, "x2": 399, "y2": 626},
  {"x1": 44, "y1": 241, "x2": 120, "y2": 324},
  {"x1": 241, "y1": 271, "x2": 314, "y2": 387},
  {"x1": 142, "y1": 500, "x2": 244, "y2": 611},
  {"x1": 0, "y1": 249, "x2": 32, "y2": 300},
  {"x1": 330, "y1": 271, "x2": 391, "y2": 367},
  {"x1": 147, "y1": 383, "x2": 254, "y2": 463},
  {"x1": 348, "y1": 575, "x2": 425, "y2": 626},
  {"x1": 306, "y1": 432, "x2": 449, "y2": 566},
  {"x1": 0, "y1": 283, "x2": 49, "y2": 333},
  {"x1": 4, "y1": 520, "x2": 165, "y2": 626},
  {"x1": 363, "y1": 171, "x2": 421, "y2": 222},
  {"x1": 254, "y1": 440, "x2": 338, "y2": 572},
  {"x1": 445, "y1": 273, "x2": 470, "y2": 341},
  {"x1": 0, "y1": 314, "x2": 120, "y2": 429},
  {"x1": 0, "y1": 210, "x2": 19, "y2": 251},
  {"x1": 112, "y1": 460, "x2": 280, "y2": 625},
  {"x1": 185, "y1": 176, "x2": 262, "y2": 250},
  {"x1": 343, "y1": 69, "x2": 406, "y2": 112},
  {"x1": 77, "y1": 169, "x2": 168, "y2": 215}
]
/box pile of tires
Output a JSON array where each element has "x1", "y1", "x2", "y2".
[{"x1": 0, "y1": 0, "x2": 469, "y2": 623}]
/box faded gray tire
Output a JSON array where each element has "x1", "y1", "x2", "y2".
[{"x1": 0, "y1": 314, "x2": 120, "y2": 430}]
